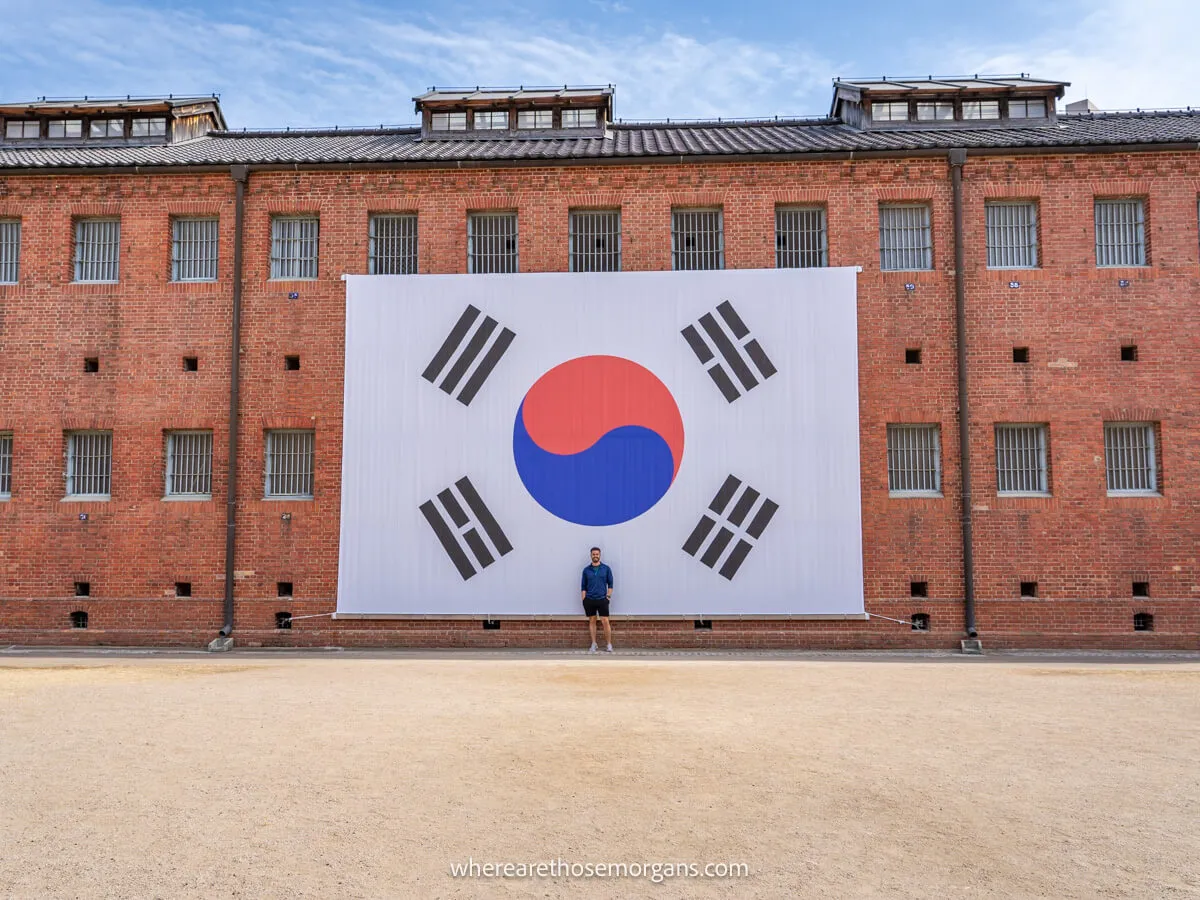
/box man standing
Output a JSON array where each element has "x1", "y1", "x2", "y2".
[{"x1": 581, "y1": 546, "x2": 614, "y2": 653}]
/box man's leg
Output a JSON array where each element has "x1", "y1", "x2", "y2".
[
  {"x1": 601, "y1": 616, "x2": 612, "y2": 650},
  {"x1": 588, "y1": 614, "x2": 598, "y2": 649}
]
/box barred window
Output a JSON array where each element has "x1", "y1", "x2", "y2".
[
  {"x1": 517, "y1": 110, "x2": 552, "y2": 129},
  {"x1": 89, "y1": 119, "x2": 125, "y2": 138},
  {"x1": 165, "y1": 431, "x2": 213, "y2": 497},
  {"x1": 1104, "y1": 423, "x2": 1158, "y2": 494},
  {"x1": 430, "y1": 112, "x2": 467, "y2": 131},
  {"x1": 74, "y1": 218, "x2": 121, "y2": 282},
  {"x1": 467, "y1": 212, "x2": 518, "y2": 274},
  {"x1": 871, "y1": 102, "x2": 909, "y2": 122},
  {"x1": 569, "y1": 209, "x2": 621, "y2": 272},
  {"x1": 0, "y1": 433, "x2": 11, "y2": 498},
  {"x1": 995, "y1": 424, "x2": 1049, "y2": 494},
  {"x1": 474, "y1": 111, "x2": 508, "y2": 130},
  {"x1": 879, "y1": 204, "x2": 932, "y2": 271},
  {"x1": 963, "y1": 100, "x2": 1000, "y2": 120},
  {"x1": 916, "y1": 102, "x2": 954, "y2": 121},
  {"x1": 48, "y1": 120, "x2": 83, "y2": 139},
  {"x1": 562, "y1": 109, "x2": 597, "y2": 128},
  {"x1": 0, "y1": 219, "x2": 19, "y2": 283},
  {"x1": 369, "y1": 214, "x2": 418, "y2": 275},
  {"x1": 5, "y1": 120, "x2": 39, "y2": 139},
  {"x1": 270, "y1": 216, "x2": 319, "y2": 279},
  {"x1": 887, "y1": 424, "x2": 942, "y2": 495},
  {"x1": 1009, "y1": 99, "x2": 1046, "y2": 119},
  {"x1": 672, "y1": 208, "x2": 724, "y2": 271},
  {"x1": 66, "y1": 431, "x2": 113, "y2": 498},
  {"x1": 986, "y1": 201, "x2": 1038, "y2": 269},
  {"x1": 131, "y1": 117, "x2": 167, "y2": 137},
  {"x1": 266, "y1": 430, "x2": 314, "y2": 499},
  {"x1": 1095, "y1": 199, "x2": 1146, "y2": 267},
  {"x1": 775, "y1": 206, "x2": 827, "y2": 268},
  {"x1": 171, "y1": 218, "x2": 219, "y2": 282}
]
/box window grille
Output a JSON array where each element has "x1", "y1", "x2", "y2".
[
  {"x1": 671, "y1": 208, "x2": 724, "y2": 270},
  {"x1": 569, "y1": 210, "x2": 621, "y2": 272},
  {"x1": 963, "y1": 100, "x2": 1000, "y2": 120},
  {"x1": 474, "y1": 111, "x2": 508, "y2": 130},
  {"x1": 871, "y1": 102, "x2": 909, "y2": 122},
  {"x1": 165, "y1": 431, "x2": 213, "y2": 497},
  {"x1": 916, "y1": 102, "x2": 954, "y2": 121},
  {"x1": 1104, "y1": 423, "x2": 1158, "y2": 494},
  {"x1": 879, "y1": 204, "x2": 932, "y2": 271},
  {"x1": 0, "y1": 219, "x2": 19, "y2": 283},
  {"x1": 265, "y1": 430, "x2": 314, "y2": 498},
  {"x1": 517, "y1": 110, "x2": 552, "y2": 129},
  {"x1": 1009, "y1": 99, "x2": 1046, "y2": 118},
  {"x1": 74, "y1": 219, "x2": 121, "y2": 282},
  {"x1": 562, "y1": 109, "x2": 597, "y2": 128},
  {"x1": 171, "y1": 218, "x2": 218, "y2": 282},
  {"x1": 431, "y1": 112, "x2": 467, "y2": 131},
  {"x1": 467, "y1": 212, "x2": 518, "y2": 273},
  {"x1": 270, "y1": 216, "x2": 319, "y2": 279},
  {"x1": 995, "y1": 424, "x2": 1048, "y2": 494},
  {"x1": 1095, "y1": 199, "x2": 1146, "y2": 267},
  {"x1": 0, "y1": 433, "x2": 11, "y2": 498},
  {"x1": 5, "y1": 120, "x2": 39, "y2": 139},
  {"x1": 66, "y1": 431, "x2": 113, "y2": 498},
  {"x1": 131, "y1": 117, "x2": 167, "y2": 137},
  {"x1": 986, "y1": 201, "x2": 1038, "y2": 269},
  {"x1": 48, "y1": 120, "x2": 83, "y2": 138},
  {"x1": 775, "y1": 206, "x2": 827, "y2": 268},
  {"x1": 369, "y1": 214, "x2": 418, "y2": 274},
  {"x1": 887, "y1": 425, "x2": 941, "y2": 494},
  {"x1": 89, "y1": 119, "x2": 125, "y2": 138}
]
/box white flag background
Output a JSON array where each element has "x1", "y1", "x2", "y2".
[{"x1": 337, "y1": 268, "x2": 864, "y2": 616}]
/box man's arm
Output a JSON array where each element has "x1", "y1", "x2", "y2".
[
  {"x1": 582, "y1": 569, "x2": 588, "y2": 602},
  {"x1": 606, "y1": 566, "x2": 613, "y2": 598}
]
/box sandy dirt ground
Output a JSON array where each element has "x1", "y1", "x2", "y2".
[{"x1": 0, "y1": 653, "x2": 1198, "y2": 899}]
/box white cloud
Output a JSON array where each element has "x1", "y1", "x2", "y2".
[
  {"x1": 949, "y1": 0, "x2": 1200, "y2": 110},
  {"x1": 0, "y1": 0, "x2": 838, "y2": 127}
]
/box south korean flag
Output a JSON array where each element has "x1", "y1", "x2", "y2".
[{"x1": 337, "y1": 268, "x2": 864, "y2": 617}]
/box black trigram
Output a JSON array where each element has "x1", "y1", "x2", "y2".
[
  {"x1": 681, "y1": 300, "x2": 777, "y2": 402},
  {"x1": 682, "y1": 475, "x2": 779, "y2": 580},
  {"x1": 422, "y1": 304, "x2": 516, "y2": 405},
  {"x1": 419, "y1": 476, "x2": 514, "y2": 580}
]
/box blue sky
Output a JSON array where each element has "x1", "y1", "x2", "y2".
[{"x1": 0, "y1": 0, "x2": 1196, "y2": 128}]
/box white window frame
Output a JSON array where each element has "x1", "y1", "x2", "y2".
[
  {"x1": 916, "y1": 102, "x2": 954, "y2": 121},
  {"x1": 5, "y1": 120, "x2": 40, "y2": 139},
  {"x1": 887, "y1": 424, "x2": 942, "y2": 496},
  {"x1": 65, "y1": 430, "x2": 113, "y2": 500},
  {"x1": 467, "y1": 211, "x2": 519, "y2": 274},
  {"x1": 368, "y1": 213, "x2": 419, "y2": 275},
  {"x1": 775, "y1": 206, "x2": 828, "y2": 268},
  {"x1": 430, "y1": 112, "x2": 467, "y2": 132},
  {"x1": 131, "y1": 117, "x2": 167, "y2": 137},
  {"x1": 48, "y1": 120, "x2": 83, "y2": 138},
  {"x1": 1009, "y1": 99, "x2": 1046, "y2": 119},
  {"x1": 0, "y1": 218, "x2": 20, "y2": 283},
  {"x1": 562, "y1": 109, "x2": 598, "y2": 128},
  {"x1": 871, "y1": 102, "x2": 909, "y2": 122},
  {"x1": 270, "y1": 216, "x2": 319, "y2": 280},
  {"x1": 265, "y1": 430, "x2": 315, "y2": 499},
  {"x1": 879, "y1": 204, "x2": 933, "y2": 271},
  {"x1": 985, "y1": 201, "x2": 1039, "y2": 269},
  {"x1": 962, "y1": 100, "x2": 1000, "y2": 120},
  {"x1": 517, "y1": 110, "x2": 553, "y2": 129},
  {"x1": 165, "y1": 431, "x2": 214, "y2": 499},
  {"x1": 995, "y1": 424, "x2": 1049, "y2": 495},
  {"x1": 0, "y1": 432, "x2": 11, "y2": 499},
  {"x1": 89, "y1": 119, "x2": 125, "y2": 138},
  {"x1": 1094, "y1": 199, "x2": 1147, "y2": 268},
  {"x1": 1104, "y1": 422, "x2": 1159, "y2": 496},
  {"x1": 473, "y1": 110, "x2": 509, "y2": 131},
  {"x1": 73, "y1": 218, "x2": 121, "y2": 283},
  {"x1": 171, "y1": 217, "x2": 219, "y2": 282}
]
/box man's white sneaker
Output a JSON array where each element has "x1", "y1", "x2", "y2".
[
  {"x1": 605, "y1": 644, "x2": 614, "y2": 653},
  {"x1": 588, "y1": 643, "x2": 598, "y2": 653}
]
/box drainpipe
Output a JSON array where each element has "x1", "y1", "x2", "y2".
[
  {"x1": 949, "y1": 148, "x2": 978, "y2": 640},
  {"x1": 219, "y1": 165, "x2": 249, "y2": 640}
]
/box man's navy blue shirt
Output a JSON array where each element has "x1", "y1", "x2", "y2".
[{"x1": 581, "y1": 563, "x2": 613, "y2": 600}]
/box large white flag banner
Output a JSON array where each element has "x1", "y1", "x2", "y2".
[{"x1": 337, "y1": 268, "x2": 863, "y2": 617}]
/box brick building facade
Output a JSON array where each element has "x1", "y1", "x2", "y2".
[{"x1": 0, "y1": 80, "x2": 1197, "y2": 649}]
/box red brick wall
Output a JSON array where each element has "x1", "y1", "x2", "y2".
[{"x1": 1, "y1": 151, "x2": 1197, "y2": 649}]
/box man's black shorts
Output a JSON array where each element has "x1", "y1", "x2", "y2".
[{"x1": 583, "y1": 598, "x2": 610, "y2": 618}]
